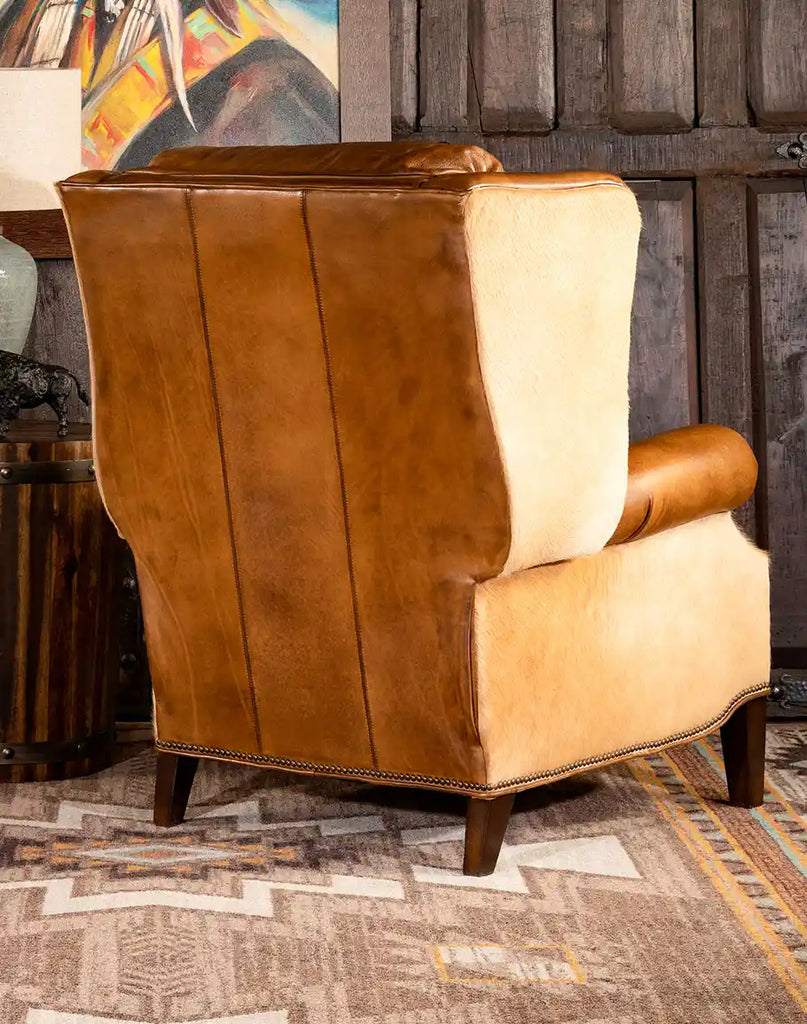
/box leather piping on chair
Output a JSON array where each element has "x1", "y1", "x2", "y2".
[{"x1": 155, "y1": 682, "x2": 769, "y2": 795}]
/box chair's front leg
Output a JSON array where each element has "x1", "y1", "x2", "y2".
[
  {"x1": 154, "y1": 751, "x2": 199, "y2": 826},
  {"x1": 720, "y1": 696, "x2": 767, "y2": 808},
  {"x1": 463, "y1": 793, "x2": 515, "y2": 876}
]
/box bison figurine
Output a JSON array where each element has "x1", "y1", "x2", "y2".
[{"x1": 0, "y1": 351, "x2": 90, "y2": 438}]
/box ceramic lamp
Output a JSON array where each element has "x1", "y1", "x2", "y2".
[{"x1": 0, "y1": 229, "x2": 37, "y2": 355}]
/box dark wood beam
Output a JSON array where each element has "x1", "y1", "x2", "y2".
[
  {"x1": 396, "y1": 126, "x2": 805, "y2": 178},
  {"x1": 0, "y1": 209, "x2": 71, "y2": 260}
]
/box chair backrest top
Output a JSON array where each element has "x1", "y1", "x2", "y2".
[
  {"x1": 62, "y1": 167, "x2": 626, "y2": 196},
  {"x1": 148, "y1": 141, "x2": 504, "y2": 177},
  {"x1": 63, "y1": 135, "x2": 630, "y2": 196}
]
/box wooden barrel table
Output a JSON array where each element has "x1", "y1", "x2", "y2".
[{"x1": 0, "y1": 422, "x2": 122, "y2": 781}]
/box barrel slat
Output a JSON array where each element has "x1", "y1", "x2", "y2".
[{"x1": 0, "y1": 422, "x2": 121, "y2": 782}]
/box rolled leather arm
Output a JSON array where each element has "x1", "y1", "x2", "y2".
[{"x1": 608, "y1": 424, "x2": 758, "y2": 546}]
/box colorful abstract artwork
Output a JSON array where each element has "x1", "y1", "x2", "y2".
[{"x1": 0, "y1": 0, "x2": 339, "y2": 169}]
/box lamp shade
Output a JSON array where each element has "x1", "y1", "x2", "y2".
[{"x1": 0, "y1": 69, "x2": 82, "y2": 211}]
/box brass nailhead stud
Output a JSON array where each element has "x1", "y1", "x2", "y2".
[
  {"x1": 1, "y1": 747, "x2": 14, "y2": 759},
  {"x1": 0, "y1": 468, "x2": 11, "y2": 479}
]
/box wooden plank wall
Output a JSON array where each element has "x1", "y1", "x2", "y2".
[
  {"x1": 628, "y1": 181, "x2": 697, "y2": 441},
  {"x1": 391, "y1": 1, "x2": 807, "y2": 162}
]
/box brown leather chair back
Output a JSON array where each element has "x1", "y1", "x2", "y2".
[{"x1": 59, "y1": 145, "x2": 640, "y2": 788}]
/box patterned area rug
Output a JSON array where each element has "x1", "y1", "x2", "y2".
[{"x1": 0, "y1": 723, "x2": 805, "y2": 1024}]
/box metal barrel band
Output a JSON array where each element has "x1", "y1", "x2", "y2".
[
  {"x1": 0, "y1": 731, "x2": 111, "y2": 765},
  {"x1": 0, "y1": 459, "x2": 96, "y2": 485}
]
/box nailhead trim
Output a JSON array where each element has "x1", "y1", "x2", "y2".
[{"x1": 155, "y1": 684, "x2": 770, "y2": 794}]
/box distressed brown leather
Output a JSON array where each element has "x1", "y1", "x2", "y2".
[
  {"x1": 149, "y1": 141, "x2": 504, "y2": 177},
  {"x1": 609, "y1": 425, "x2": 758, "y2": 546},
  {"x1": 59, "y1": 171, "x2": 510, "y2": 786}
]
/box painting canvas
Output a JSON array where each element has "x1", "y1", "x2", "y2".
[{"x1": 0, "y1": 0, "x2": 339, "y2": 170}]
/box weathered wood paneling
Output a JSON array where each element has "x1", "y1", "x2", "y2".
[
  {"x1": 695, "y1": 0, "x2": 748, "y2": 126},
  {"x1": 628, "y1": 181, "x2": 697, "y2": 440},
  {"x1": 419, "y1": 0, "x2": 468, "y2": 129},
  {"x1": 469, "y1": 0, "x2": 555, "y2": 132},
  {"x1": 696, "y1": 178, "x2": 755, "y2": 536},
  {"x1": 22, "y1": 260, "x2": 90, "y2": 425},
  {"x1": 556, "y1": 0, "x2": 608, "y2": 128},
  {"x1": 749, "y1": 2, "x2": 807, "y2": 126},
  {"x1": 748, "y1": 182, "x2": 807, "y2": 648},
  {"x1": 411, "y1": 126, "x2": 801, "y2": 177},
  {"x1": 389, "y1": 0, "x2": 418, "y2": 132},
  {"x1": 608, "y1": 0, "x2": 695, "y2": 131}
]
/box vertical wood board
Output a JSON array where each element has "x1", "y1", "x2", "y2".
[
  {"x1": 695, "y1": 0, "x2": 748, "y2": 126},
  {"x1": 470, "y1": 0, "x2": 555, "y2": 131},
  {"x1": 556, "y1": 0, "x2": 608, "y2": 128},
  {"x1": 628, "y1": 181, "x2": 698, "y2": 440},
  {"x1": 609, "y1": 0, "x2": 695, "y2": 131},
  {"x1": 748, "y1": 182, "x2": 807, "y2": 647},
  {"x1": 748, "y1": 2, "x2": 807, "y2": 126},
  {"x1": 419, "y1": 0, "x2": 469, "y2": 129},
  {"x1": 696, "y1": 177, "x2": 755, "y2": 536},
  {"x1": 389, "y1": 0, "x2": 419, "y2": 131}
]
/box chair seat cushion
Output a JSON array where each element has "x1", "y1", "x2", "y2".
[
  {"x1": 473, "y1": 512, "x2": 770, "y2": 788},
  {"x1": 609, "y1": 425, "x2": 758, "y2": 546}
]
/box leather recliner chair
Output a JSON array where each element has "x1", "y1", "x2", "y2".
[{"x1": 58, "y1": 142, "x2": 770, "y2": 876}]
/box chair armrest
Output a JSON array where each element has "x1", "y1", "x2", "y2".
[{"x1": 608, "y1": 425, "x2": 758, "y2": 546}]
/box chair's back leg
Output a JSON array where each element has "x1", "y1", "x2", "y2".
[
  {"x1": 463, "y1": 793, "x2": 515, "y2": 876},
  {"x1": 154, "y1": 751, "x2": 199, "y2": 826},
  {"x1": 720, "y1": 696, "x2": 767, "y2": 808}
]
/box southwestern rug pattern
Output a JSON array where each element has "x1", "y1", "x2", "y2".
[{"x1": 0, "y1": 723, "x2": 805, "y2": 1024}]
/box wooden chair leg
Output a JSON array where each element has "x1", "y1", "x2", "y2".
[
  {"x1": 154, "y1": 751, "x2": 199, "y2": 827},
  {"x1": 720, "y1": 696, "x2": 767, "y2": 808},
  {"x1": 463, "y1": 793, "x2": 515, "y2": 876}
]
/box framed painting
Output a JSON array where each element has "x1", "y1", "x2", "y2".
[{"x1": 0, "y1": 0, "x2": 390, "y2": 176}]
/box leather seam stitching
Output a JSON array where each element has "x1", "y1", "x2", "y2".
[
  {"x1": 300, "y1": 189, "x2": 378, "y2": 768},
  {"x1": 185, "y1": 189, "x2": 263, "y2": 753},
  {"x1": 155, "y1": 683, "x2": 769, "y2": 793}
]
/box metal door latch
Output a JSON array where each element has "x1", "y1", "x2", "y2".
[
  {"x1": 776, "y1": 133, "x2": 807, "y2": 169},
  {"x1": 770, "y1": 674, "x2": 807, "y2": 710}
]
